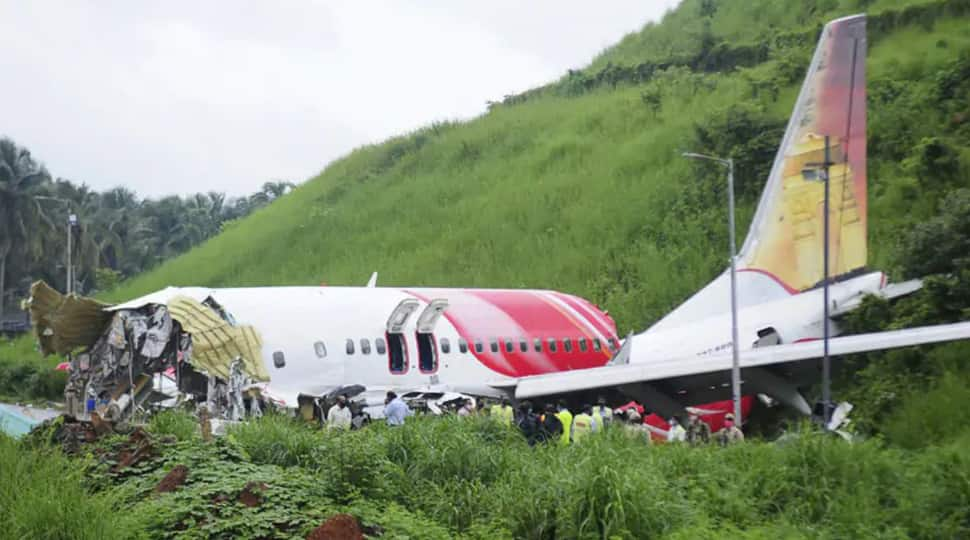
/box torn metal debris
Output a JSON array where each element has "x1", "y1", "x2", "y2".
[{"x1": 25, "y1": 281, "x2": 270, "y2": 423}]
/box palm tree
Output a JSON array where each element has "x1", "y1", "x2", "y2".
[{"x1": 0, "y1": 138, "x2": 54, "y2": 319}]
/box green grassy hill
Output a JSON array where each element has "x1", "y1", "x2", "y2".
[{"x1": 104, "y1": 0, "x2": 970, "y2": 335}]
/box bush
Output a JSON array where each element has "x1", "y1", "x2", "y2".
[
  {"x1": 226, "y1": 412, "x2": 319, "y2": 467},
  {"x1": 147, "y1": 409, "x2": 199, "y2": 441}
]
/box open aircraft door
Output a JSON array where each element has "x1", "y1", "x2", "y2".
[
  {"x1": 415, "y1": 299, "x2": 448, "y2": 373},
  {"x1": 386, "y1": 299, "x2": 420, "y2": 374}
]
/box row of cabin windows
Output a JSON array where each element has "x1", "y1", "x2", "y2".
[{"x1": 318, "y1": 336, "x2": 619, "y2": 358}]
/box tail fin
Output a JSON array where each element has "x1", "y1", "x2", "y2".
[
  {"x1": 739, "y1": 14, "x2": 868, "y2": 291},
  {"x1": 648, "y1": 15, "x2": 867, "y2": 332}
]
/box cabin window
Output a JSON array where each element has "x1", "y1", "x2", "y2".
[
  {"x1": 579, "y1": 338, "x2": 588, "y2": 352},
  {"x1": 459, "y1": 338, "x2": 468, "y2": 353},
  {"x1": 593, "y1": 338, "x2": 602, "y2": 352},
  {"x1": 388, "y1": 333, "x2": 407, "y2": 373},
  {"x1": 345, "y1": 339, "x2": 355, "y2": 355},
  {"x1": 608, "y1": 338, "x2": 619, "y2": 352},
  {"x1": 360, "y1": 338, "x2": 371, "y2": 355},
  {"x1": 504, "y1": 339, "x2": 514, "y2": 353},
  {"x1": 441, "y1": 338, "x2": 451, "y2": 354},
  {"x1": 474, "y1": 339, "x2": 483, "y2": 353},
  {"x1": 313, "y1": 341, "x2": 327, "y2": 358},
  {"x1": 490, "y1": 338, "x2": 499, "y2": 353},
  {"x1": 273, "y1": 350, "x2": 285, "y2": 368},
  {"x1": 417, "y1": 333, "x2": 437, "y2": 373},
  {"x1": 534, "y1": 338, "x2": 542, "y2": 352},
  {"x1": 547, "y1": 338, "x2": 558, "y2": 353},
  {"x1": 519, "y1": 339, "x2": 528, "y2": 353},
  {"x1": 375, "y1": 337, "x2": 387, "y2": 355},
  {"x1": 563, "y1": 338, "x2": 573, "y2": 353}
]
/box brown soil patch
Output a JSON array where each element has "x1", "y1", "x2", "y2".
[
  {"x1": 155, "y1": 464, "x2": 188, "y2": 493},
  {"x1": 237, "y1": 481, "x2": 268, "y2": 508},
  {"x1": 306, "y1": 513, "x2": 364, "y2": 540}
]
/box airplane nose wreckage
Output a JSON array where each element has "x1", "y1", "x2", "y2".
[{"x1": 26, "y1": 281, "x2": 269, "y2": 424}]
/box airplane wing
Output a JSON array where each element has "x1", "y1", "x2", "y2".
[{"x1": 493, "y1": 321, "x2": 970, "y2": 414}]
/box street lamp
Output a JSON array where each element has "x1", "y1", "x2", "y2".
[
  {"x1": 801, "y1": 135, "x2": 834, "y2": 427},
  {"x1": 682, "y1": 152, "x2": 741, "y2": 424}
]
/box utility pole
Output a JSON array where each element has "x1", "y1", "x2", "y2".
[
  {"x1": 683, "y1": 152, "x2": 742, "y2": 424},
  {"x1": 802, "y1": 136, "x2": 834, "y2": 427},
  {"x1": 821, "y1": 135, "x2": 832, "y2": 426},
  {"x1": 66, "y1": 213, "x2": 77, "y2": 295}
]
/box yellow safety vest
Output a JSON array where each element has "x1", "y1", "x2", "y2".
[
  {"x1": 572, "y1": 413, "x2": 595, "y2": 442},
  {"x1": 556, "y1": 409, "x2": 573, "y2": 445},
  {"x1": 490, "y1": 404, "x2": 513, "y2": 426}
]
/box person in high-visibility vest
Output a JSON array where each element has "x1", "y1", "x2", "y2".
[
  {"x1": 490, "y1": 397, "x2": 514, "y2": 426},
  {"x1": 592, "y1": 396, "x2": 613, "y2": 431},
  {"x1": 555, "y1": 399, "x2": 573, "y2": 446},
  {"x1": 571, "y1": 404, "x2": 598, "y2": 442}
]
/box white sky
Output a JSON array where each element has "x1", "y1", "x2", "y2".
[{"x1": 0, "y1": 1, "x2": 679, "y2": 197}]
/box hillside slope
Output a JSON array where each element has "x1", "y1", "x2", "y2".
[
  {"x1": 101, "y1": 0, "x2": 970, "y2": 335},
  {"x1": 104, "y1": 0, "x2": 970, "y2": 335}
]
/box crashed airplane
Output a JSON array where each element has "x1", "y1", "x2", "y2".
[{"x1": 24, "y1": 15, "x2": 970, "y2": 433}]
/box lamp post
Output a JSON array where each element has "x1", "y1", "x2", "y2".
[
  {"x1": 802, "y1": 135, "x2": 834, "y2": 427},
  {"x1": 67, "y1": 213, "x2": 78, "y2": 295},
  {"x1": 682, "y1": 152, "x2": 741, "y2": 424}
]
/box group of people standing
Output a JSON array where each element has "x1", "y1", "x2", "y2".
[
  {"x1": 323, "y1": 391, "x2": 744, "y2": 447},
  {"x1": 494, "y1": 396, "x2": 745, "y2": 447}
]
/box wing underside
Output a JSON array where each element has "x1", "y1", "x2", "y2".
[{"x1": 500, "y1": 322, "x2": 970, "y2": 413}]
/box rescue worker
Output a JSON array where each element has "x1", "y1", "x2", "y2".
[
  {"x1": 622, "y1": 409, "x2": 652, "y2": 444},
  {"x1": 592, "y1": 396, "x2": 613, "y2": 430},
  {"x1": 538, "y1": 403, "x2": 563, "y2": 443},
  {"x1": 685, "y1": 412, "x2": 711, "y2": 445},
  {"x1": 716, "y1": 413, "x2": 745, "y2": 446},
  {"x1": 667, "y1": 416, "x2": 687, "y2": 443},
  {"x1": 490, "y1": 397, "x2": 514, "y2": 426},
  {"x1": 326, "y1": 395, "x2": 352, "y2": 430},
  {"x1": 571, "y1": 404, "x2": 597, "y2": 443},
  {"x1": 555, "y1": 399, "x2": 573, "y2": 446},
  {"x1": 383, "y1": 391, "x2": 412, "y2": 426},
  {"x1": 457, "y1": 398, "x2": 474, "y2": 417},
  {"x1": 516, "y1": 401, "x2": 540, "y2": 445}
]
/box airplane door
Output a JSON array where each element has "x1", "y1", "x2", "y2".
[
  {"x1": 415, "y1": 299, "x2": 448, "y2": 373},
  {"x1": 386, "y1": 299, "x2": 420, "y2": 374}
]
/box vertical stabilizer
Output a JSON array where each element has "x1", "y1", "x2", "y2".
[
  {"x1": 739, "y1": 14, "x2": 868, "y2": 292},
  {"x1": 648, "y1": 15, "x2": 867, "y2": 332}
]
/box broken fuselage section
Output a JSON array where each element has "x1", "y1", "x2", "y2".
[{"x1": 27, "y1": 282, "x2": 269, "y2": 423}]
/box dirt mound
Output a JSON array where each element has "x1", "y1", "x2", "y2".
[
  {"x1": 155, "y1": 465, "x2": 188, "y2": 493},
  {"x1": 238, "y1": 481, "x2": 268, "y2": 507},
  {"x1": 306, "y1": 513, "x2": 363, "y2": 540}
]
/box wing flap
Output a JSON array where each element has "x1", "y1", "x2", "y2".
[{"x1": 510, "y1": 321, "x2": 970, "y2": 399}]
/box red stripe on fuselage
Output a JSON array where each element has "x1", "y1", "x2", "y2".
[{"x1": 407, "y1": 288, "x2": 619, "y2": 377}]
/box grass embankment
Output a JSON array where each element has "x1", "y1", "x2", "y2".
[{"x1": 6, "y1": 413, "x2": 970, "y2": 539}]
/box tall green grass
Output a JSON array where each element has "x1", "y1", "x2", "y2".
[
  {"x1": 0, "y1": 434, "x2": 135, "y2": 540},
  {"x1": 122, "y1": 414, "x2": 970, "y2": 538}
]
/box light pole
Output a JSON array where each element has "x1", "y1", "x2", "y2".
[
  {"x1": 34, "y1": 196, "x2": 76, "y2": 295},
  {"x1": 802, "y1": 136, "x2": 834, "y2": 426},
  {"x1": 67, "y1": 213, "x2": 78, "y2": 295},
  {"x1": 682, "y1": 152, "x2": 741, "y2": 424}
]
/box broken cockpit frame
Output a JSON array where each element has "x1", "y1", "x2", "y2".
[{"x1": 26, "y1": 281, "x2": 270, "y2": 423}]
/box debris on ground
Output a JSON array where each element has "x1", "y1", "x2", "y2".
[
  {"x1": 154, "y1": 464, "x2": 189, "y2": 493},
  {"x1": 306, "y1": 514, "x2": 364, "y2": 540},
  {"x1": 112, "y1": 428, "x2": 154, "y2": 472}
]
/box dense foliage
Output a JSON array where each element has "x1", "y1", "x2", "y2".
[
  {"x1": 5, "y1": 414, "x2": 970, "y2": 539},
  {"x1": 0, "y1": 137, "x2": 294, "y2": 320}
]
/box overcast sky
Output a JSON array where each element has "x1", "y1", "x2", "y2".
[{"x1": 0, "y1": 1, "x2": 679, "y2": 198}]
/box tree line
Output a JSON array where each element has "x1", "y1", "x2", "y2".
[{"x1": 0, "y1": 136, "x2": 294, "y2": 321}]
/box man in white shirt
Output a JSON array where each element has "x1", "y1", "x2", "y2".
[
  {"x1": 327, "y1": 396, "x2": 352, "y2": 430},
  {"x1": 383, "y1": 391, "x2": 412, "y2": 426}
]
